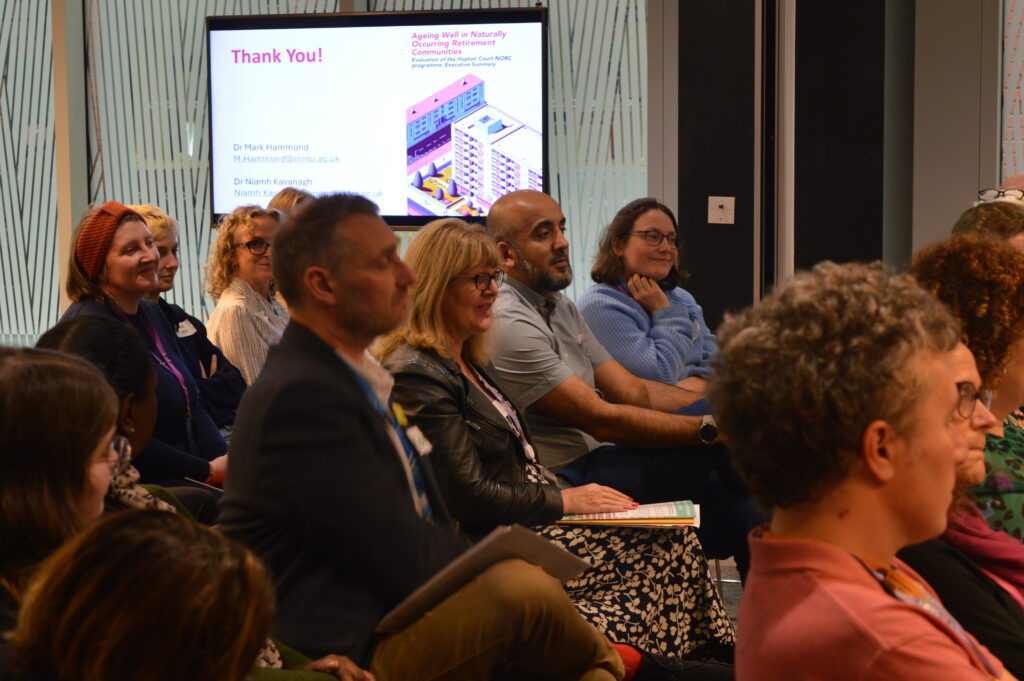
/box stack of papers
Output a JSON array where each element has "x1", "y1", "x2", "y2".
[{"x1": 557, "y1": 500, "x2": 700, "y2": 528}]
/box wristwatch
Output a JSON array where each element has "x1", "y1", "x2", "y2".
[{"x1": 698, "y1": 414, "x2": 719, "y2": 445}]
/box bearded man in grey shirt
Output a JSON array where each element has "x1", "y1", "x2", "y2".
[{"x1": 486, "y1": 189, "x2": 759, "y2": 577}]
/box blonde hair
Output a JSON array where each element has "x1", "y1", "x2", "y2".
[
  {"x1": 126, "y1": 204, "x2": 178, "y2": 242},
  {"x1": 376, "y1": 218, "x2": 501, "y2": 365},
  {"x1": 205, "y1": 205, "x2": 280, "y2": 300},
  {"x1": 267, "y1": 187, "x2": 315, "y2": 214}
]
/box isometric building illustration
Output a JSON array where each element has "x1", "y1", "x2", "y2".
[{"x1": 407, "y1": 74, "x2": 543, "y2": 217}]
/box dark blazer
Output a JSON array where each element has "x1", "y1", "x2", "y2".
[
  {"x1": 219, "y1": 322, "x2": 464, "y2": 663},
  {"x1": 384, "y1": 343, "x2": 563, "y2": 536},
  {"x1": 60, "y1": 298, "x2": 225, "y2": 483}
]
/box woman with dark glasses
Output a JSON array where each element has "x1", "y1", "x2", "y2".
[
  {"x1": 379, "y1": 218, "x2": 735, "y2": 669},
  {"x1": 578, "y1": 198, "x2": 717, "y2": 394},
  {"x1": 206, "y1": 205, "x2": 290, "y2": 385}
]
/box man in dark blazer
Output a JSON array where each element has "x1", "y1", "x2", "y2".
[{"x1": 219, "y1": 193, "x2": 623, "y2": 681}]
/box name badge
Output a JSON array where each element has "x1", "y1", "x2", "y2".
[
  {"x1": 405, "y1": 425, "x2": 433, "y2": 456},
  {"x1": 176, "y1": 319, "x2": 198, "y2": 338}
]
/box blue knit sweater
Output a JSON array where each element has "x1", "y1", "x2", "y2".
[{"x1": 577, "y1": 282, "x2": 717, "y2": 384}]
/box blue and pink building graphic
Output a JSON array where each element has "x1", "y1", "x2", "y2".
[{"x1": 407, "y1": 74, "x2": 542, "y2": 217}]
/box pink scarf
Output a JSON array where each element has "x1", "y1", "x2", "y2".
[{"x1": 944, "y1": 502, "x2": 1024, "y2": 610}]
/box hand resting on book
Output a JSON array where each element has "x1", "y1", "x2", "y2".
[{"x1": 560, "y1": 483, "x2": 639, "y2": 514}]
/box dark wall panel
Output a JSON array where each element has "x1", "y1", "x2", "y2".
[
  {"x1": 794, "y1": 2, "x2": 887, "y2": 269},
  {"x1": 678, "y1": 0, "x2": 757, "y2": 331}
]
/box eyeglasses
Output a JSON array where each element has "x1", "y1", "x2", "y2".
[
  {"x1": 236, "y1": 238, "x2": 271, "y2": 256},
  {"x1": 457, "y1": 270, "x2": 506, "y2": 291},
  {"x1": 978, "y1": 189, "x2": 1024, "y2": 201},
  {"x1": 956, "y1": 381, "x2": 993, "y2": 420},
  {"x1": 628, "y1": 230, "x2": 679, "y2": 247},
  {"x1": 98, "y1": 435, "x2": 131, "y2": 471}
]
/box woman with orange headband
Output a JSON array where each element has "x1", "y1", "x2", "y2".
[{"x1": 59, "y1": 201, "x2": 228, "y2": 490}]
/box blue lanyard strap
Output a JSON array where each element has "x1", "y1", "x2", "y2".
[{"x1": 350, "y1": 369, "x2": 433, "y2": 519}]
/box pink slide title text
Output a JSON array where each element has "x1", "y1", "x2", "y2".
[{"x1": 231, "y1": 47, "x2": 323, "y2": 64}]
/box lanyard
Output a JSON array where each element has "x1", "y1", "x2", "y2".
[
  {"x1": 853, "y1": 554, "x2": 1001, "y2": 678},
  {"x1": 349, "y1": 368, "x2": 433, "y2": 518},
  {"x1": 469, "y1": 364, "x2": 536, "y2": 462},
  {"x1": 112, "y1": 304, "x2": 192, "y2": 419}
]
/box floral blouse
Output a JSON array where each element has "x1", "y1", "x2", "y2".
[{"x1": 972, "y1": 417, "x2": 1024, "y2": 542}]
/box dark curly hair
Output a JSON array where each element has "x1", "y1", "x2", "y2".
[
  {"x1": 709, "y1": 261, "x2": 960, "y2": 510},
  {"x1": 951, "y1": 201, "x2": 1024, "y2": 240},
  {"x1": 911, "y1": 235, "x2": 1024, "y2": 388},
  {"x1": 591, "y1": 198, "x2": 688, "y2": 288},
  {"x1": 37, "y1": 316, "x2": 153, "y2": 400}
]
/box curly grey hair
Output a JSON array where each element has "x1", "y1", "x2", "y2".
[{"x1": 708, "y1": 261, "x2": 960, "y2": 509}]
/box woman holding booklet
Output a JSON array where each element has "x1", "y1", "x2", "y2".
[{"x1": 378, "y1": 218, "x2": 735, "y2": 664}]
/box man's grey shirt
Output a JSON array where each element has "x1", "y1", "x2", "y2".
[{"x1": 489, "y1": 276, "x2": 612, "y2": 471}]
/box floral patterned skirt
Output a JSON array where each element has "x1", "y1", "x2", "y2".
[{"x1": 526, "y1": 464, "x2": 735, "y2": 657}]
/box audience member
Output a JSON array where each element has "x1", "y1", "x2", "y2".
[
  {"x1": 9, "y1": 510, "x2": 273, "y2": 681},
  {"x1": 897, "y1": 342, "x2": 1024, "y2": 678},
  {"x1": 37, "y1": 316, "x2": 219, "y2": 524},
  {"x1": 206, "y1": 205, "x2": 290, "y2": 384},
  {"x1": 711, "y1": 260, "x2": 1007, "y2": 680},
  {"x1": 0, "y1": 348, "x2": 118, "y2": 676},
  {"x1": 129, "y1": 203, "x2": 245, "y2": 430},
  {"x1": 268, "y1": 186, "x2": 316, "y2": 216},
  {"x1": 219, "y1": 193, "x2": 623, "y2": 680},
  {"x1": 485, "y1": 189, "x2": 757, "y2": 576},
  {"x1": 911, "y1": 236, "x2": 1024, "y2": 540},
  {"x1": 378, "y1": 218, "x2": 735, "y2": 669},
  {"x1": 61, "y1": 201, "x2": 228, "y2": 487},
  {"x1": 578, "y1": 198, "x2": 716, "y2": 389},
  {"x1": 952, "y1": 200, "x2": 1024, "y2": 251}
]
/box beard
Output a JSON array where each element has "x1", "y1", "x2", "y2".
[
  {"x1": 339, "y1": 288, "x2": 410, "y2": 344},
  {"x1": 511, "y1": 243, "x2": 573, "y2": 293}
]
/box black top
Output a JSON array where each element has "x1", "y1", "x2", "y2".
[
  {"x1": 898, "y1": 537, "x2": 1024, "y2": 678},
  {"x1": 60, "y1": 298, "x2": 225, "y2": 484},
  {"x1": 384, "y1": 342, "x2": 563, "y2": 536},
  {"x1": 219, "y1": 321, "x2": 464, "y2": 663}
]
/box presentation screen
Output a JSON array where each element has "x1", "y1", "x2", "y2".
[{"x1": 207, "y1": 9, "x2": 547, "y2": 225}]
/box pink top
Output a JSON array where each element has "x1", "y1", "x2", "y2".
[
  {"x1": 945, "y1": 501, "x2": 1024, "y2": 611},
  {"x1": 738, "y1": 532, "x2": 1009, "y2": 681}
]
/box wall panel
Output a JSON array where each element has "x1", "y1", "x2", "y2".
[
  {"x1": 84, "y1": 0, "x2": 342, "y2": 320},
  {"x1": 0, "y1": 1, "x2": 57, "y2": 346}
]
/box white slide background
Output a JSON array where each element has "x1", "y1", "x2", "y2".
[{"x1": 209, "y1": 21, "x2": 543, "y2": 214}]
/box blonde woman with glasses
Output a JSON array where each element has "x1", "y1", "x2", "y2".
[{"x1": 206, "y1": 206, "x2": 289, "y2": 385}]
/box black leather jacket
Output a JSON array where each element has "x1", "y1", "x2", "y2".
[{"x1": 384, "y1": 343, "x2": 564, "y2": 534}]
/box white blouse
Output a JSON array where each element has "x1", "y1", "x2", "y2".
[{"x1": 207, "y1": 278, "x2": 289, "y2": 384}]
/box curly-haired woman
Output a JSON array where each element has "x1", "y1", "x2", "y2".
[
  {"x1": 911, "y1": 234, "x2": 1024, "y2": 542},
  {"x1": 206, "y1": 206, "x2": 289, "y2": 385}
]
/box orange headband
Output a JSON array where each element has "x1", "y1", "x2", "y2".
[{"x1": 74, "y1": 201, "x2": 144, "y2": 281}]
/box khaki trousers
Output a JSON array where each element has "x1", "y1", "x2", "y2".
[{"x1": 371, "y1": 559, "x2": 624, "y2": 681}]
